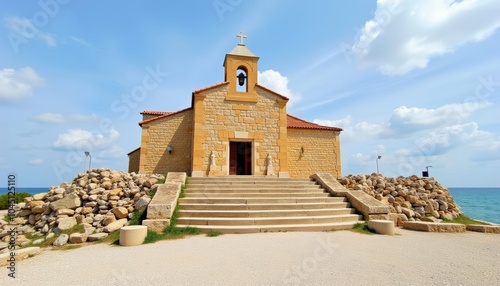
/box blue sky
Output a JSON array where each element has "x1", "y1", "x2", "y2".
[{"x1": 0, "y1": 0, "x2": 499, "y2": 188}]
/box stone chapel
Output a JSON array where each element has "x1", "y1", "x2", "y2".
[{"x1": 128, "y1": 33, "x2": 342, "y2": 178}]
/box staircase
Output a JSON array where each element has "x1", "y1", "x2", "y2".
[{"x1": 176, "y1": 176, "x2": 363, "y2": 233}]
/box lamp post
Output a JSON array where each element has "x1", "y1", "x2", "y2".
[
  {"x1": 376, "y1": 155, "x2": 382, "y2": 174},
  {"x1": 84, "y1": 151, "x2": 92, "y2": 172},
  {"x1": 426, "y1": 165, "x2": 432, "y2": 175}
]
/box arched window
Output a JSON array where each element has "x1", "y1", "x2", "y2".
[{"x1": 236, "y1": 66, "x2": 248, "y2": 93}]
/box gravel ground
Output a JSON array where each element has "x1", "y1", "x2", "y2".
[{"x1": 1, "y1": 228, "x2": 499, "y2": 286}]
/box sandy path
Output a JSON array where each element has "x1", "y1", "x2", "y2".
[{"x1": 1, "y1": 229, "x2": 499, "y2": 286}]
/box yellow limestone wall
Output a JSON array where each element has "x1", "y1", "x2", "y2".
[
  {"x1": 192, "y1": 85, "x2": 286, "y2": 176},
  {"x1": 139, "y1": 110, "x2": 193, "y2": 174},
  {"x1": 287, "y1": 128, "x2": 341, "y2": 178},
  {"x1": 128, "y1": 149, "x2": 140, "y2": 173}
]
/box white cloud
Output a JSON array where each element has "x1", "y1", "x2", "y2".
[
  {"x1": 353, "y1": 0, "x2": 500, "y2": 75},
  {"x1": 33, "y1": 113, "x2": 65, "y2": 123},
  {"x1": 5, "y1": 17, "x2": 56, "y2": 47},
  {"x1": 69, "y1": 36, "x2": 100, "y2": 51},
  {"x1": 52, "y1": 128, "x2": 120, "y2": 151},
  {"x1": 351, "y1": 145, "x2": 386, "y2": 165},
  {"x1": 0, "y1": 67, "x2": 44, "y2": 102},
  {"x1": 396, "y1": 122, "x2": 500, "y2": 157},
  {"x1": 98, "y1": 145, "x2": 127, "y2": 159},
  {"x1": 258, "y1": 69, "x2": 301, "y2": 106},
  {"x1": 315, "y1": 116, "x2": 387, "y2": 142},
  {"x1": 33, "y1": 113, "x2": 98, "y2": 124},
  {"x1": 388, "y1": 101, "x2": 491, "y2": 133},
  {"x1": 315, "y1": 101, "x2": 491, "y2": 141},
  {"x1": 29, "y1": 158, "x2": 44, "y2": 165}
]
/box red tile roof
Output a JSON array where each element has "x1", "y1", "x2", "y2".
[
  {"x1": 140, "y1": 111, "x2": 172, "y2": 115},
  {"x1": 138, "y1": 107, "x2": 193, "y2": 126},
  {"x1": 192, "y1": 82, "x2": 229, "y2": 94},
  {"x1": 287, "y1": 114, "x2": 342, "y2": 131}
]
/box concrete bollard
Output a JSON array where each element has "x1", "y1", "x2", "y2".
[
  {"x1": 119, "y1": 225, "x2": 148, "y2": 246},
  {"x1": 367, "y1": 220, "x2": 395, "y2": 235}
]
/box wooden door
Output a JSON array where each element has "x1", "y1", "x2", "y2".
[{"x1": 229, "y1": 142, "x2": 238, "y2": 175}]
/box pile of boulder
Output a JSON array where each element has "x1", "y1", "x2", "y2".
[
  {"x1": 0, "y1": 168, "x2": 163, "y2": 250},
  {"x1": 337, "y1": 174, "x2": 463, "y2": 224}
]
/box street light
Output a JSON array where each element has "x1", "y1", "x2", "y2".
[
  {"x1": 422, "y1": 165, "x2": 432, "y2": 177},
  {"x1": 376, "y1": 155, "x2": 382, "y2": 174},
  {"x1": 84, "y1": 151, "x2": 92, "y2": 172}
]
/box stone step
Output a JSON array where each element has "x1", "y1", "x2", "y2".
[
  {"x1": 176, "y1": 222, "x2": 362, "y2": 234},
  {"x1": 188, "y1": 177, "x2": 312, "y2": 183},
  {"x1": 180, "y1": 202, "x2": 351, "y2": 211},
  {"x1": 178, "y1": 208, "x2": 356, "y2": 218},
  {"x1": 177, "y1": 214, "x2": 363, "y2": 226},
  {"x1": 178, "y1": 197, "x2": 346, "y2": 204},
  {"x1": 183, "y1": 188, "x2": 325, "y2": 193},
  {"x1": 183, "y1": 192, "x2": 330, "y2": 198},
  {"x1": 186, "y1": 184, "x2": 322, "y2": 189}
]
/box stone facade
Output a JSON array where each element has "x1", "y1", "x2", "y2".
[
  {"x1": 139, "y1": 109, "x2": 193, "y2": 174},
  {"x1": 129, "y1": 40, "x2": 342, "y2": 178},
  {"x1": 287, "y1": 129, "x2": 341, "y2": 178},
  {"x1": 127, "y1": 148, "x2": 140, "y2": 173},
  {"x1": 192, "y1": 84, "x2": 286, "y2": 176}
]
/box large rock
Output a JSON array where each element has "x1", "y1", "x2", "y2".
[
  {"x1": 33, "y1": 193, "x2": 47, "y2": 201},
  {"x1": 102, "y1": 214, "x2": 116, "y2": 226},
  {"x1": 103, "y1": 218, "x2": 128, "y2": 233},
  {"x1": 56, "y1": 208, "x2": 75, "y2": 216},
  {"x1": 50, "y1": 193, "x2": 81, "y2": 211},
  {"x1": 135, "y1": 197, "x2": 151, "y2": 212},
  {"x1": 57, "y1": 217, "x2": 77, "y2": 231},
  {"x1": 53, "y1": 234, "x2": 69, "y2": 246},
  {"x1": 88, "y1": 233, "x2": 108, "y2": 242},
  {"x1": 111, "y1": 207, "x2": 129, "y2": 219},
  {"x1": 69, "y1": 233, "x2": 88, "y2": 244}
]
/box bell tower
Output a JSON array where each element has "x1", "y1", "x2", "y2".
[{"x1": 223, "y1": 31, "x2": 259, "y2": 102}]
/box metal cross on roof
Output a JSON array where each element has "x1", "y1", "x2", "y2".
[{"x1": 236, "y1": 31, "x2": 247, "y2": 45}]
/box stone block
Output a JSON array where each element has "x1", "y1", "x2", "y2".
[
  {"x1": 119, "y1": 225, "x2": 148, "y2": 246},
  {"x1": 312, "y1": 173, "x2": 349, "y2": 196},
  {"x1": 147, "y1": 183, "x2": 181, "y2": 219},
  {"x1": 368, "y1": 220, "x2": 395, "y2": 235},
  {"x1": 166, "y1": 172, "x2": 187, "y2": 186},
  {"x1": 403, "y1": 221, "x2": 466, "y2": 232},
  {"x1": 466, "y1": 224, "x2": 500, "y2": 234},
  {"x1": 346, "y1": 191, "x2": 391, "y2": 218},
  {"x1": 0, "y1": 247, "x2": 41, "y2": 267},
  {"x1": 142, "y1": 219, "x2": 170, "y2": 233}
]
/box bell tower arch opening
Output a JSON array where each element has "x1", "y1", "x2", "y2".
[{"x1": 236, "y1": 66, "x2": 248, "y2": 93}]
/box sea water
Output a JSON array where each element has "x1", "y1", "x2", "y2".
[{"x1": 449, "y1": 188, "x2": 500, "y2": 224}]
